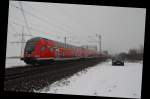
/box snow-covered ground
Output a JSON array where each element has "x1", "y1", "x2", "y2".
[
  {"x1": 35, "y1": 60, "x2": 143, "y2": 99},
  {"x1": 5, "y1": 58, "x2": 26, "y2": 68}
]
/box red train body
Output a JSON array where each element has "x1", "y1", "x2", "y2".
[{"x1": 21, "y1": 37, "x2": 99, "y2": 65}]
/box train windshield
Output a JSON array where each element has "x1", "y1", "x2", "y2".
[
  {"x1": 25, "y1": 44, "x2": 35, "y2": 52},
  {"x1": 25, "y1": 37, "x2": 40, "y2": 53}
]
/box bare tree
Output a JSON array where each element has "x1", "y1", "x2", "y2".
[{"x1": 127, "y1": 45, "x2": 144, "y2": 61}]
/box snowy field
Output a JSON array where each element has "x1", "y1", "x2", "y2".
[
  {"x1": 35, "y1": 60, "x2": 143, "y2": 99},
  {"x1": 5, "y1": 58, "x2": 26, "y2": 68}
]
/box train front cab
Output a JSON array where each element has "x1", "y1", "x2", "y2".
[
  {"x1": 21, "y1": 37, "x2": 55, "y2": 65},
  {"x1": 20, "y1": 37, "x2": 40, "y2": 65}
]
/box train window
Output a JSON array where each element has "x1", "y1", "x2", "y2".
[
  {"x1": 25, "y1": 44, "x2": 35, "y2": 52},
  {"x1": 41, "y1": 46, "x2": 46, "y2": 51},
  {"x1": 49, "y1": 48, "x2": 53, "y2": 52},
  {"x1": 60, "y1": 43, "x2": 62, "y2": 47},
  {"x1": 56, "y1": 48, "x2": 59, "y2": 51},
  {"x1": 62, "y1": 51, "x2": 65, "y2": 57}
]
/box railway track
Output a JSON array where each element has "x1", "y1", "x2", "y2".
[
  {"x1": 5, "y1": 60, "x2": 78, "y2": 81},
  {"x1": 4, "y1": 58, "x2": 106, "y2": 92}
]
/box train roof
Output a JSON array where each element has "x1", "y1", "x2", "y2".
[
  {"x1": 28, "y1": 37, "x2": 78, "y2": 48},
  {"x1": 28, "y1": 37, "x2": 98, "y2": 52}
]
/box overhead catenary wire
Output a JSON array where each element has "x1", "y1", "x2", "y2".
[
  {"x1": 10, "y1": 2, "x2": 87, "y2": 45},
  {"x1": 9, "y1": 14, "x2": 65, "y2": 36},
  {"x1": 9, "y1": 22, "x2": 32, "y2": 37},
  {"x1": 51, "y1": 5, "x2": 91, "y2": 44},
  {"x1": 10, "y1": 19, "x2": 80, "y2": 45},
  {"x1": 9, "y1": 23, "x2": 19, "y2": 34},
  {"x1": 10, "y1": 16, "x2": 64, "y2": 35},
  {"x1": 10, "y1": 2, "x2": 96, "y2": 46},
  {"x1": 10, "y1": 21, "x2": 49, "y2": 35},
  {"x1": 10, "y1": 3, "x2": 73, "y2": 36},
  {"x1": 10, "y1": 3, "x2": 71, "y2": 43},
  {"x1": 9, "y1": 1, "x2": 33, "y2": 56},
  {"x1": 55, "y1": 5, "x2": 98, "y2": 41},
  {"x1": 10, "y1": 21, "x2": 65, "y2": 41},
  {"x1": 22, "y1": 2, "x2": 78, "y2": 36},
  {"x1": 19, "y1": 1, "x2": 32, "y2": 37}
]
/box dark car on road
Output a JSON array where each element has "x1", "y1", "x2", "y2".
[{"x1": 112, "y1": 57, "x2": 124, "y2": 66}]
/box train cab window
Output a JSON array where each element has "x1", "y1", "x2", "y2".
[
  {"x1": 25, "y1": 44, "x2": 35, "y2": 53},
  {"x1": 41, "y1": 46, "x2": 46, "y2": 51}
]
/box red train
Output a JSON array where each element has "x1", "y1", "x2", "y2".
[{"x1": 21, "y1": 37, "x2": 100, "y2": 65}]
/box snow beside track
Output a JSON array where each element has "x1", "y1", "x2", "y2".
[
  {"x1": 37, "y1": 60, "x2": 143, "y2": 99},
  {"x1": 5, "y1": 58, "x2": 26, "y2": 68}
]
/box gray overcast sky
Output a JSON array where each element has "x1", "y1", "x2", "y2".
[{"x1": 6, "y1": 1, "x2": 146, "y2": 57}]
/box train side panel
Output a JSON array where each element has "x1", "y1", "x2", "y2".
[{"x1": 22, "y1": 37, "x2": 100, "y2": 65}]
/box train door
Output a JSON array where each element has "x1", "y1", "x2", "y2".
[
  {"x1": 40, "y1": 45, "x2": 47, "y2": 58},
  {"x1": 55, "y1": 48, "x2": 60, "y2": 58}
]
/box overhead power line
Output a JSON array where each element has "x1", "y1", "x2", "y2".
[
  {"x1": 10, "y1": 21, "x2": 47, "y2": 34},
  {"x1": 10, "y1": 3, "x2": 73, "y2": 35},
  {"x1": 9, "y1": 23, "x2": 18, "y2": 34},
  {"x1": 10, "y1": 2, "x2": 89, "y2": 45},
  {"x1": 19, "y1": 1, "x2": 32, "y2": 36},
  {"x1": 21, "y1": 3, "x2": 79, "y2": 36}
]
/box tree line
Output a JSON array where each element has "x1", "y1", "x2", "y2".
[{"x1": 118, "y1": 45, "x2": 144, "y2": 61}]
